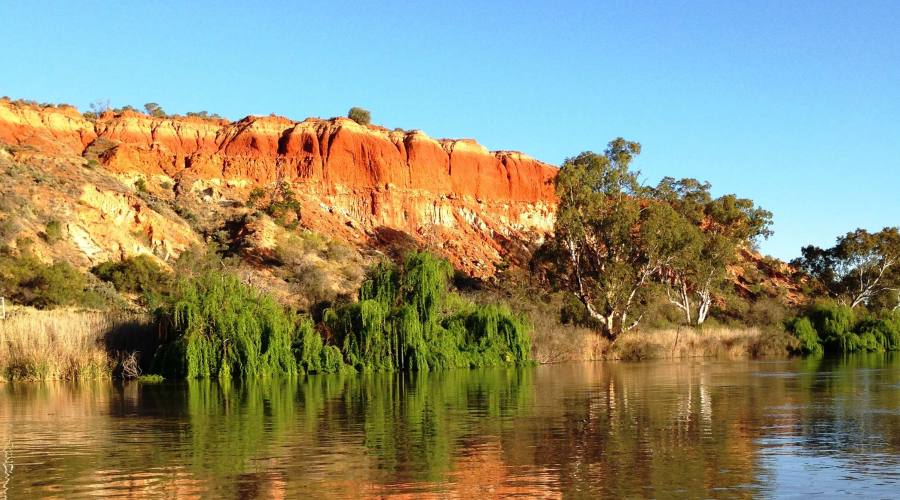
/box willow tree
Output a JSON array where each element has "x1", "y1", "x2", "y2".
[{"x1": 542, "y1": 139, "x2": 697, "y2": 338}]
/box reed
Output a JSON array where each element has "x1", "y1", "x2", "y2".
[{"x1": 0, "y1": 307, "x2": 150, "y2": 381}]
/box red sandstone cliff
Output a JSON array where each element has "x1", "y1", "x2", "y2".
[{"x1": 0, "y1": 99, "x2": 557, "y2": 275}]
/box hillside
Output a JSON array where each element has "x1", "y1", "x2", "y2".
[
  {"x1": 0, "y1": 99, "x2": 556, "y2": 277},
  {"x1": 0, "y1": 98, "x2": 800, "y2": 311}
]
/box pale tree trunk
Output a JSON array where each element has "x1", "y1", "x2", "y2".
[
  {"x1": 694, "y1": 272, "x2": 716, "y2": 326},
  {"x1": 849, "y1": 257, "x2": 895, "y2": 308},
  {"x1": 696, "y1": 289, "x2": 712, "y2": 325},
  {"x1": 666, "y1": 278, "x2": 692, "y2": 325}
]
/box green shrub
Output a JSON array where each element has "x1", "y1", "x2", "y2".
[
  {"x1": 246, "y1": 182, "x2": 300, "y2": 228},
  {"x1": 0, "y1": 254, "x2": 106, "y2": 309},
  {"x1": 855, "y1": 314, "x2": 900, "y2": 352},
  {"x1": 152, "y1": 273, "x2": 299, "y2": 380},
  {"x1": 347, "y1": 107, "x2": 371, "y2": 126},
  {"x1": 24, "y1": 261, "x2": 87, "y2": 308},
  {"x1": 134, "y1": 178, "x2": 148, "y2": 193},
  {"x1": 44, "y1": 220, "x2": 63, "y2": 244},
  {"x1": 92, "y1": 255, "x2": 173, "y2": 303},
  {"x1": 808, "y1": 302, "x2": 859, "y2": 352}
]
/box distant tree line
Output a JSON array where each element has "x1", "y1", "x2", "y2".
[
  {"x1": 79, "y1": 99, "x2": 223, "y2": 121},
  {"x1": 788, "y1": 227, "x2": 899, "y2": 354}
]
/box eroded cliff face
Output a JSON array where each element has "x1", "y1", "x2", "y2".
[{"x1": 0, "y1": 100, "x2": 557, "y2": 276}]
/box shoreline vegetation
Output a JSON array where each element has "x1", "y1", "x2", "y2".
[
  {"x1": 2, "y1": 102, "x2": 898, "y2": 382},
  {"x1": 0, "y1": 305, "x2": 794, "y2": 383}
]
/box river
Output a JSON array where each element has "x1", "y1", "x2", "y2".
[{"x1": 1, "y1": 354, "x2": 898, "y2": 498}]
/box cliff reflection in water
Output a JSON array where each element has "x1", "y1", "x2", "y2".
[{"x1": 1, "y1": 355, "x2": 898, "y2": 498}]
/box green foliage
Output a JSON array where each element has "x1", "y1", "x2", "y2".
[
  {"x1": 92, "y1": 255, "x2": 173, "y2": 304},
  {"x1": 185, "y1": 110, "x2": 223, "y2": 120},
  {"x1": 43, "y1": 219, "x2": 63, "y2": 244},
  {"x1": 793, "y1": 227, "x2": 900, "y2": 309},
  {"x1": 653, "y1": 177, "x2": 772, "y2": 326},
  {"x1": 143, "y1": 102, "x2": 166, "y2": 118},
  {"x1": 347, "y1": 107, "x2": 371, "y2": 125},
  {"x1": 0, "y1": 253, "x2": 109, "y2": 309},
  {"x1": 326, "y1": 252, "x2": 531, "y2": 371},
  {"x1": 540, "y1": 139, "x2": 696, "y2": 338},
  {"x1": 808, "y1": 302, "x2": 858, "y2": 352},
  {"x1": 152, "y1": 273, "x2": 299, "y2": 380},
  {"x1": 293, "y1": 317, "x2": 345, "y2": 374},
  {"x1": 246, "y1": 181, "x2": 300, "y2": 227},
  {"x1": 856, "y1": 314, "x2": 900, "y2": 352},
  {"x1": 790, "y1": 317, "x2": 823, "y2": 355},
  {"x1": 134, "y1": 178, "x2": 148, "y2": 193},
  {"x1": 789, "y1": 301, "x2": 900, "y2": 354}
]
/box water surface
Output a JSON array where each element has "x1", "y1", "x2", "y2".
[{"x1": 1, "y1": 355, "x2": 898, "y2": 498}]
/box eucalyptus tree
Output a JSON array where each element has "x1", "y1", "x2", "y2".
[
  {"x1": 542, "y1": 139, "x2": 698, "y2": 338},
  {"x1": 653, "y1": 178, "x2": 772, "y2": 325},
  {"x1": 794, "y1": 227, "x2": 900, "y2": 309}
]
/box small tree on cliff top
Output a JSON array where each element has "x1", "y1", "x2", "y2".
[
  {"x1": 144, "y1": 102, "x2": 166, "y2": 118},
  {"x1": 347, "y1": 107, "x2": 371, "y2": 126}
]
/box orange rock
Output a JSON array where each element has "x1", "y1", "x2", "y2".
[{"x1": 0, "y1": 99, "x2": 558, "y2": 277}]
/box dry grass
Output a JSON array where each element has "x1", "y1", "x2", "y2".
[
  {"x1": 531, "y1": 325, "x2": 610, "y2": 364},
  {"x1": 532, "y1": 325, "x2": 798, "y2": 363},
  {"x1": 0, "y1": 306, "x2": 152, "y2": 382},
  {"x1": 609, "y1": 327, "x2": 762, "y2": 361}
]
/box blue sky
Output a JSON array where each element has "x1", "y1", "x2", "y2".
[{"x1": 1, "y1": 1, "x2": 897, "y2": 260}]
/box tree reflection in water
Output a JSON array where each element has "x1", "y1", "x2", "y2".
[{"x1": 0, "y1": 354, "x2": 897, "y2": 498}]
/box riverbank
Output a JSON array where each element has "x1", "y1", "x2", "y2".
[{"x1": 0, "y1": 307, "x2": 797, "y2": 382}]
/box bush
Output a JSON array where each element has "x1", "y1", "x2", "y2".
[
  {"x1": 246, "y1": 182, "x2": 300, "y2": 228},
  {"x1": 745, "y1": 297, "x2": 789, "y2": 329},
  {"x1": 347, "y1": 107, "x2": 371, "y2": 126},
  {"x1": 44, "y1": 220, "x2": 63, "y2": 244},
  {"x1": 92, "y1": 255, "x2": 173, "y2": 303},
  {"x1": 808, "y1": 302, "x2": 858, "y2": 352},
  {"x1": 293, "y1": 318, "x2": 344, "y2": 374},
  {"x1": 748, "y1": 330, "x2": 801, "y2": 358},
  {"x1": 0, "y1": 254, "x2": 107, "y2": 309},
  {"x1": 855, "y1": 313, "x2": 900, "y2": 352}
]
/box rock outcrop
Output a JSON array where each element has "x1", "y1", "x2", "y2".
[{"x1": 0, "y1": 100, "x2": 557, "y2": 276}]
